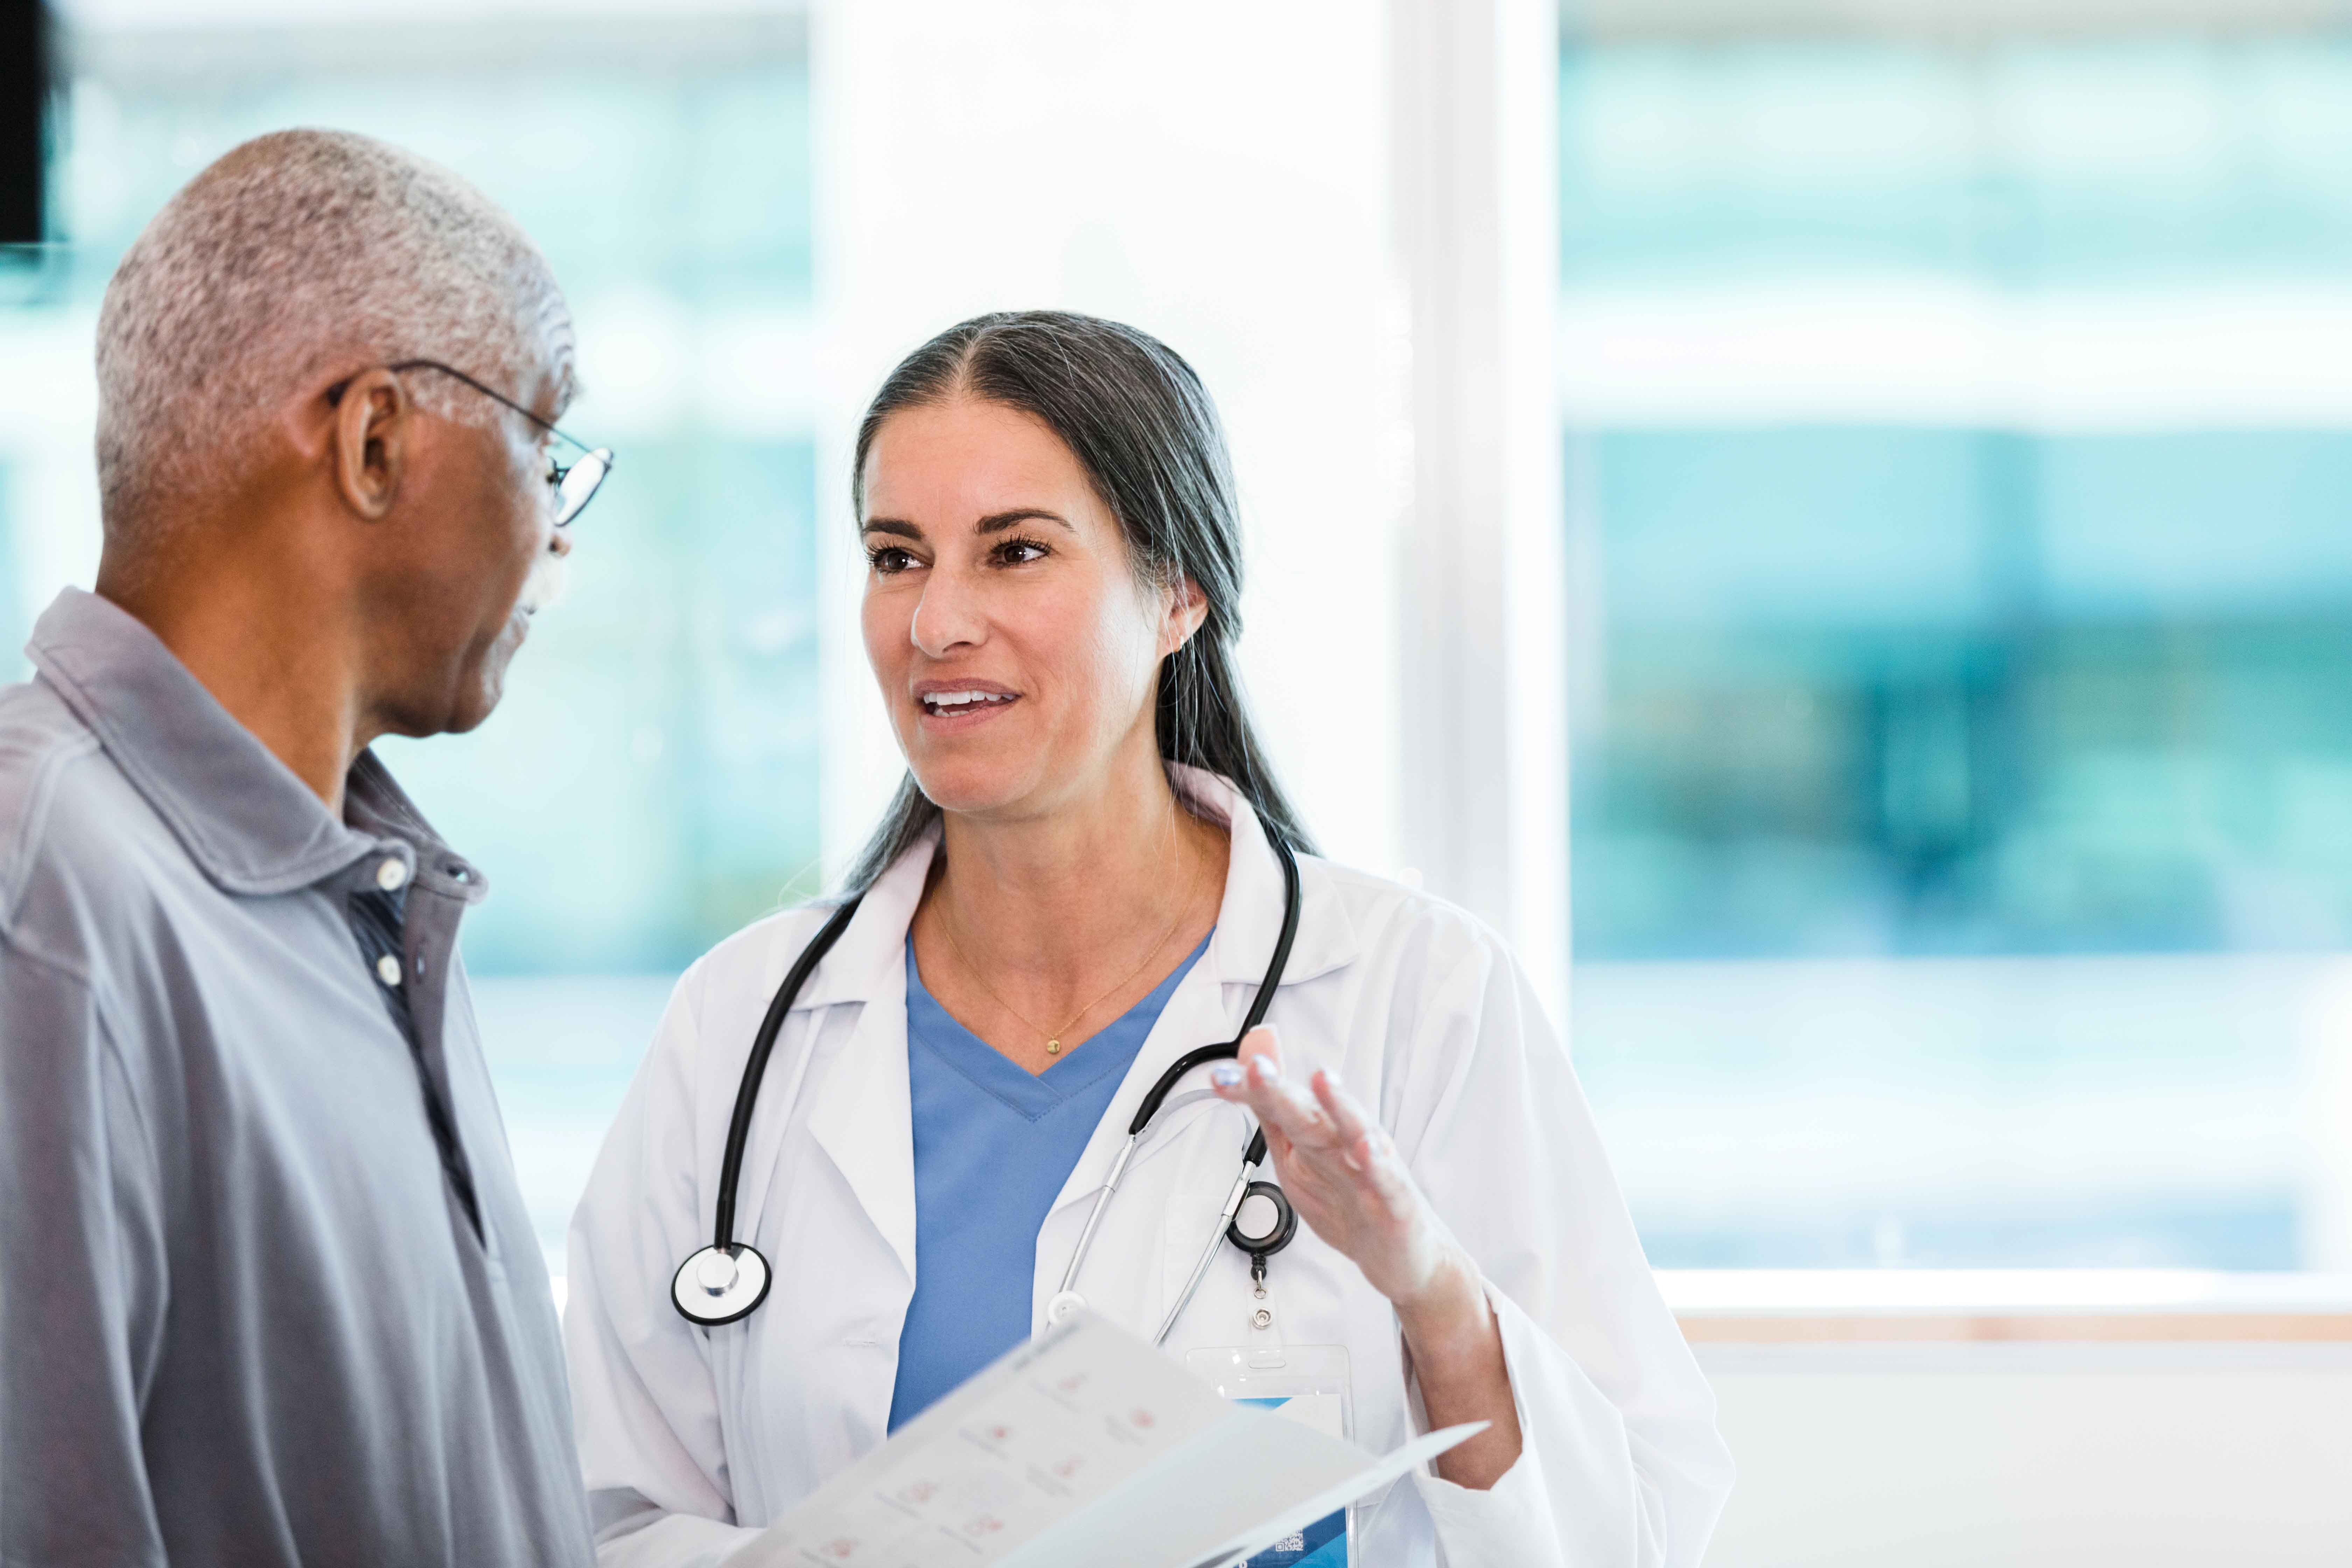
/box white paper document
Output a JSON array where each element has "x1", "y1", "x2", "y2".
[{"x1": 729, "y1": 1312, "x2": 1482, "y2": 1568}]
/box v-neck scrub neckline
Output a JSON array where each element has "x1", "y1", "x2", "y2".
[
  {"x1": 886, "y1": 931, "x2": 1211, "y2": 1431},
  {"x1": 903, "y1": 951, "x2": 1168, "y2": 1119}
]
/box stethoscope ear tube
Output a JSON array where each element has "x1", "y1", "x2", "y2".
[{"x1": 1155, "y1": 1161, "x2": 1256, "y2": 1344}]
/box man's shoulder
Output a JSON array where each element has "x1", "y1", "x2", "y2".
[
  {"x1": 0, "y1": 674, "x2": 110, "y2": 864},
  {"x1": 0, "y1": 675, "x2": 172, "y2": 961}
]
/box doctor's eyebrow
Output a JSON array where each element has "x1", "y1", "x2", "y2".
[
  {"x1": 975, "y1": 508, "x2": 1075, "y2": 535},
  {"x1": 862, "y1": 509, "x2": 1075, "y2": 541}
]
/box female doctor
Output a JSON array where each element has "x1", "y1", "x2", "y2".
[{"x1": 565, "y1": 311, "x2": 1733, "y2": 1567}]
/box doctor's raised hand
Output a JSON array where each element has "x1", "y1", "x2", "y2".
[
  {"x1": 1211, "y1": 1028, "x2": 1526, "y2": 1489},
  {"x1": 563, "y1": 311, "x2": 1733, "y2": 1568}
]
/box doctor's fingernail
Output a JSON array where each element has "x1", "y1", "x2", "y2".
[
  {"x1": 1210, "y1": 1064, "x2": 1242, "y2": 1088},
  {"x1": 1250, "y1": 1057, "x2": 1278, "y2": 1084}
]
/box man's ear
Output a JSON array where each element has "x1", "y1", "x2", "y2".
[
  {"x1": 1162, "y1": 574, "x2": 1210, "y2": 657},
  {"x1": 328, "y1": 368, "x2": 413, "y2": 522}
]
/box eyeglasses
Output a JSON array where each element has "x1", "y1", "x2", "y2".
[{"x1": 336, "y1": 358, "x2": 613, "y2": 528}]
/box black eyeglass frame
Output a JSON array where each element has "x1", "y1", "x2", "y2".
[{"x1": 329, "y1": 357, "x2": 612, "y2": 528}]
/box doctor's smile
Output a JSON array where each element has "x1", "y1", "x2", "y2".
[{"x1": 909, "y1": 679, "x2": 1023, "y2": 727}]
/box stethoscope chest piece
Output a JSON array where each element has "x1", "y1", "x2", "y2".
[
  {"x1": 1227, "y1": 1180, "x2": 1297, "y2": 1258},
  {"x1": 672, "y1": 1242, "x2": 772, "y2": 1327},
  {"x1": 1044, "y1": 1289, "x2": 1088, "y2": 1328}
]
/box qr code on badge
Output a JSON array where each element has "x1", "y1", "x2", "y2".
[{"x1": 1247, "y1": 1507, "x2": 1344, "y2": 1567}]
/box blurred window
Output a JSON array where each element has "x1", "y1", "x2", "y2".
[{"x1": 1562, "y1": 26, "x2": 2352, "y2": 1272}]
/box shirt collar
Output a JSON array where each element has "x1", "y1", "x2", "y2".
[
  {"x1": 26, "y1": 587, "x2": 475, "y2": 900},
  {"x1": 1171, "y1": 765, "x2": 1358, "y2": 991},
  {"x1": 796, "y1": 765, "x2": 1356, "y2": 1011}
]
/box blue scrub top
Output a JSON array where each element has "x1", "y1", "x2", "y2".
[{"x1": 887, "y1": 933, "x2": 1211, "y2": 1431}]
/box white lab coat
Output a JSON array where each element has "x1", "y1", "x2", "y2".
[{"x1": 564, "y1": 770, "x2": 1734, "y2": 1567}]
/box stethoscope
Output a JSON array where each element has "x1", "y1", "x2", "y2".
[{"x1": 673, "y1": 834, "x2": 1304, "y2": 1339}]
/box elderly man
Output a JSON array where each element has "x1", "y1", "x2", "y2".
[{"x1": 0, "y1": 130, "x2": 604, "y2": 1564}]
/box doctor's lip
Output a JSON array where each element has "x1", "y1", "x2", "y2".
[{"x1": 913, "y1": 678, "x2": 1022, "y2": 727}]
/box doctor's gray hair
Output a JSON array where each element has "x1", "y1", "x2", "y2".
[
  {"x1": 95, "y1": 128, "x2": 566, "y2": 560},
  {"x1": 844, "y1": 310, "x2": 1312, "y2": 892}
]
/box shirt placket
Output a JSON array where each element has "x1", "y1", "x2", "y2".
[{"x1": 345, "y1": 842, "x2": 483, "y2": 1242}]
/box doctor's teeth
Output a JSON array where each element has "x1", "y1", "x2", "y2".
[{"x1": 925, "y1": 691, "x2": 1011, "y2": 709}]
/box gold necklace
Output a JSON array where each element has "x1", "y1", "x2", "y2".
[{"x1": 936, "y1": 836, "x2": 1203, "y2": 1058}]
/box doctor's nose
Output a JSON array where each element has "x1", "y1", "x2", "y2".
[{"x1": 909, "y1": 572, "x2": 986, "y2": 658}]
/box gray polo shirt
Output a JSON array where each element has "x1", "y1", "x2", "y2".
[{"x1": 0, "y1": 588, "x2": 594, "y2": 1567}]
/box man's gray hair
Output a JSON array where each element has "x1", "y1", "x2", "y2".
[{"x1": 95, "y1": 128, "x2": 566, "y2": 541}]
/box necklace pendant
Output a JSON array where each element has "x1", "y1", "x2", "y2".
[{"x1": 1046, "y1": 1038, "x2": 1062, "y2": 1056}]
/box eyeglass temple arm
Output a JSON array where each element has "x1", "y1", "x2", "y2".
[{"x1": 383, "y1": 358, "x2": 596, "y2": 452}]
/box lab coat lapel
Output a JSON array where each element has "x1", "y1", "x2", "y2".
[
  {"x1": 778, "y1": 835, "x2": 937, "y2": 1288},
  {"x1": 801, "y1": 979, "x2": 916, "y2": 1287}
]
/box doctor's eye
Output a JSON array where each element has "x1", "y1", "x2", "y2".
[
  {"x1": 866, "y1": 544, "x2": 921, "y2": 575},
  {"x1": 990, "y1": 536, "x2": 1051, "y2": 567}
]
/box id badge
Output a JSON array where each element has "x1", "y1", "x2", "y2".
[{"x1": 1185, "y1": 1340, "x2": 1354, "y2": 1568}]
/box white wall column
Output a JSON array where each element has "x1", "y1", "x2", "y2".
[
  {"x1": 812, "y1": 0, "x2": 1409, "y2": 886},
  {"x1": 1390, "y1": 0, "x2": 1567, "y2": 1010}
]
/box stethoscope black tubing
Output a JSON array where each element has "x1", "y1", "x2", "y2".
[
  {"x1": 705, "y1": 832, "x2": 1303, "y2": 1256},
  {"x1": 1123, "y1": 833, "x2": 1302, "y2": 1140},
  {"x1": 1237, "y1": 834, "x2": 1300, "y2": 1170},
  {"x1": 710, "y1": 894, "x2": 864, "y2": 1251}
]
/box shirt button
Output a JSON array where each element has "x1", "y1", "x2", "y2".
[
  {"x1": 376, "y1": 857, "x2": 410, "y2": 892},
  {"x1": 376, "y1": 954, "x2": 403, "y2": 987}
]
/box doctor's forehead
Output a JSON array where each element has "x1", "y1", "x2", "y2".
[{"x1": 859, "y1": 397, "x2": 1104, "y2": 532}]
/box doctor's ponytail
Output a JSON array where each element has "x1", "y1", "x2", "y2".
[{"x1": 842, "y1": 310, "x2": 1314, "y2": 893}]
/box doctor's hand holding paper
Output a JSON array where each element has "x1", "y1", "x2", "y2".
[{"x1": 563, "y1": 310, "x2": 1735, "y2": 1568}]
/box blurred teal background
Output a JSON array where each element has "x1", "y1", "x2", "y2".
[
  {"x1": 1558, "y1": 38, "x2": 2352, "y2": 288},
  {"x1": 1559, "y1": 31, "x2": 2352, "y2": 1271},
  {"x1": 1564, "y1": 37, "x2": 2352, "y2": 962},
  {"x1": 1577, "y1": 427, "x2": 2352, "y2": 960},
  {"x1": 7, "y1": 11, "x2": 2351, "y2": 1280}
]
